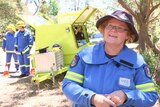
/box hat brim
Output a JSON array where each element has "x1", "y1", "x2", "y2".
[
  {"x1": 17, "y1": 25, "x2": 25, "y2": 27},
  {"x1": 96, "y1": 15, "x2": 139, "y2": 42}
]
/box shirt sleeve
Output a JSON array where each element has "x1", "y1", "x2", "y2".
[
  {"x1": 22, "y1": 31, "x2": 34, "y2": 54},
  {"x1": 122, "y1": 64, "x2": 158, "y2": 107},
  {"x1": 14, "y1": 32, "x2": 18, "y2": 49},
  {"x1": 62, "y1": 54, "x2": 95, "y2": 107}
]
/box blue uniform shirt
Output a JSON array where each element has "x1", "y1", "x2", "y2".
[
  {"x1": 14, "y1": 29, "x2": 33, "y2": 54},
  {"x1": 2, "y1": 32, "x2": 16, "y2": 53},
  {"x1": 62, "y1": 42, "x2": 158, "y2": 107}
]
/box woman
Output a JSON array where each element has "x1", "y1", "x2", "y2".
[{"x1": 62, "y1": 10, "x2": 158, "y2": 107}]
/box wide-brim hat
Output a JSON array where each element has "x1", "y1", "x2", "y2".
[{"x1": 96, "y1": 10, "x2": 139, "y2": 42}]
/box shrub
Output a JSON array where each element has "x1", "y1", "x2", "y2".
[{"x1": 141, "y1": 49, "x2": 160, "y2": 99}]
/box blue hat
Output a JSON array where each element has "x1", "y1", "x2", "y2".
[{"x1": 96, "y1": 10, "x2": 139, "y2": 42}]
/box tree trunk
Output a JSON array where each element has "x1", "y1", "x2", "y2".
[
  {"x1": 138, "y1": 23, "x2": 160, "y2": 54},
  {"x1": 138, "y1": 24, "x2": 146, "y2": 52}
]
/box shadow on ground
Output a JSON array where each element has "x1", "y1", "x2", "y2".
[{"x1": 0, "y1": 73, "x2": 70, "y2": 107}]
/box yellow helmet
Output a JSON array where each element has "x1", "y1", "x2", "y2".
[
  {"x1": 7, "y1": 24, "x2": 16, "y2": 32},
  {"x1": 16, "y1": 21, "x2": 25, "y2": 27}
]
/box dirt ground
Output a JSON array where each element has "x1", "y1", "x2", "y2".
[
  {"x1": 0, "y1": 48, "x2": 71, "y2": 107},
  {"x1": 0, "y1": 73, "x2": 72, "y2": 107}
]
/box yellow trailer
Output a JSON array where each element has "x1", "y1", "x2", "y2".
[{"x1": 17, "y1": 6, "x2": 97, "y2": 84}]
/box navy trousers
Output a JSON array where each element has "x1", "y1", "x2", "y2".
[
  {"x1": 18, "y1": 51, "x2": 30, "y2": 75},
  {"x1": 6, "y1": 52, "x2": 19, "y2": 71}
]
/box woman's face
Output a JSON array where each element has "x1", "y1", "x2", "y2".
[
  {"x1": 103, "y1": 18, "x2": 130, "y2": 46},
  {"x1": 17, "y1": 26, "x2": 25, "y2": 31},
  {"x1": 8, "y1": 28, "x2": 14, "y2": 33}
]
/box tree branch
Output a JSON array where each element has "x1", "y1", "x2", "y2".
[
  {"x1": 145, "y1": 0, "x2": 151, "y2": 19},
  {"x1": 118, "y1": 0, "x2": 138, "y2": 22},
  {"x1": 149, "y1": 12, "x2": 160, "y2": 23},
  {"x1": 133, "y1": 0, "x2": 140, "y2": 10},
  {"x1": 146, "y1": 2, "x2": 160, "y2": 22}
]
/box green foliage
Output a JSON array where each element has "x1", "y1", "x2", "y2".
[
  {"x1": 141, "y1": 49, "x2": 158, "y2": 74},
  {"x1": 39, "y1": 0, "x2": 59, "y2": 16},
  {"x1": 141, "y1": 49, "x2": 160, "y2": 95},
  {"x1": 0, "y1": 0, "x2": 17, "y2": 32},
  {"x1": 155, "y1": 81, "x2": 160, "y2": 96},
  {"x1": 49, "y1": 0, "x2": 59, "y2": 16}
]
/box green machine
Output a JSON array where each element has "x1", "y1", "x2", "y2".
[{"x1": 18, "y1": 6, "x2": 97, "y2": 84}]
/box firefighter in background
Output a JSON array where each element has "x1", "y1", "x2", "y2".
[
  {"x1": 2, "y1": 24, "x2": 19, "y2": 72},
  {"x1": 15, "y1": 21, "x2": 34, "y2": 77},
  {"x1": 75, "y1": 26, "x2": 86, "y2": 45}
]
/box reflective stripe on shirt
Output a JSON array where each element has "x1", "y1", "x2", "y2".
[
  {"x1": 136, "y1": 83, "x2": 156, "y2": 92},
  {"x1": 65, "y1": 71, "x2": 84, "y2": 83}
]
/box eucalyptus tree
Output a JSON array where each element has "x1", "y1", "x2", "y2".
[
  {"x1": 118, "y1": 0, "x2": 160, "y2": 54},
  {"x1": 25, "y1": 0, "x2": 59, "y2": 15}
]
